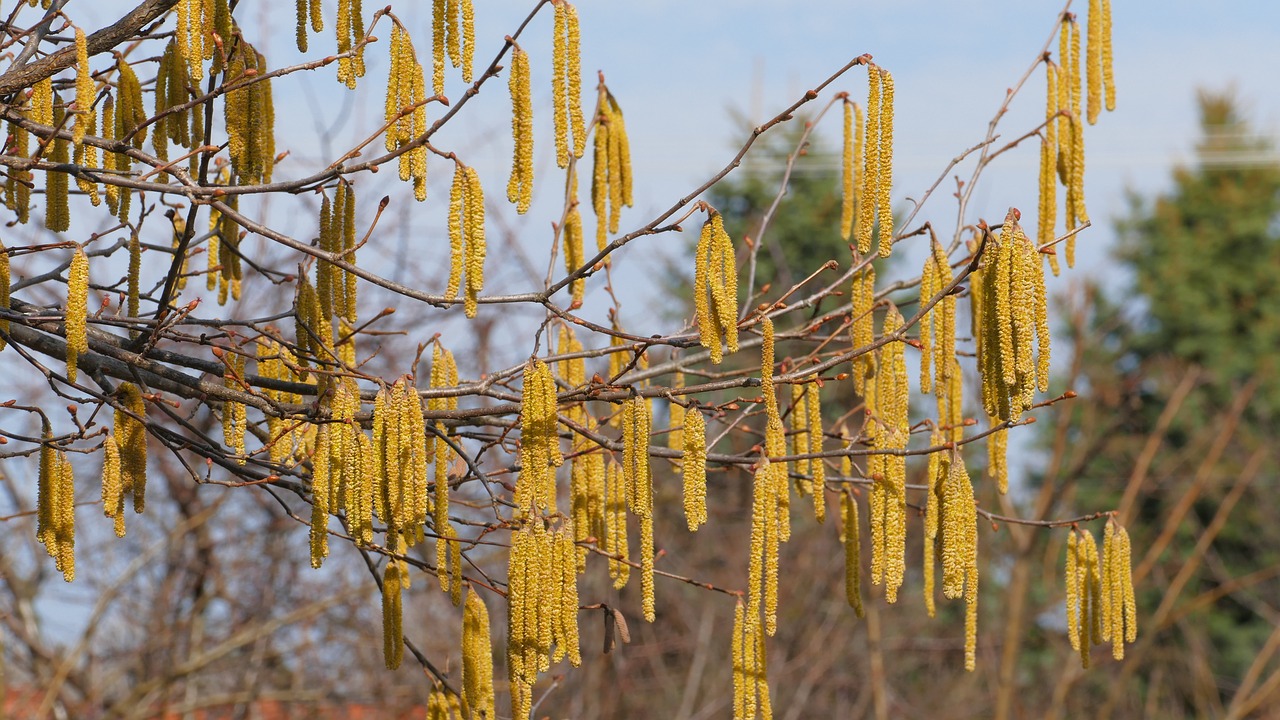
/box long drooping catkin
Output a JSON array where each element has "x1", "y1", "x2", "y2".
[
  {"x1": 840, "y1": 99, "x2": 856, "y2": 240},
  {"x1": 1066, "y1": 527, "x2": 1101, "y2": 668},
  {"x1": 516, "y1": 360, "x2": 560, "y2": 515},
  {"x1": 384, "y1": 23, "x2": 428, "y2": 199},
  {"x1": 335, "y1": 0, "x2": 368, "y2": 89},
  {"x1": 462, "y1": 589, "x2": 496, "y2": 719},
  {"x1": 975, "y1": 211, "x2": 1050, "y2": 422},
  {"x1": 37, "y1": 424, "x2": 76, "y2": 582},
  {"x1": 114, "y1": 382, "x2": 148, "y2": 513},
  {"x1": 591, "y1": 90, "x2": 634, "y2": 248},
  {"x1": 506, "y1": 43, "x2": 534, "y2": 214},
  {"x1": 876, "y1": 68, "x2": 895, "y2": 257},
  {"x1": 45, "y1": 105, "x2": 70, "y2": 233},
  {"x1": 552, "y1": 2, "x2": 570, "y2": 168},
  {"x1": 867, "y1": 308, "x2": 908, "y2": 603},
  {"x1": 850, "y1": 263, "x2": 876, "y2": 395},
  {"x1": 101, "y1": 434, "x2": 126, "y2": 537},
  {"x1": 1102, "y1": 0, "x2": 1115, "y2": 112},
  {"x1": 841, "y1": 490, "x2": 864, "y2": 617},
  {"x1": 857, "y1": 68, "x2": 881, "y2": 255},
  {"x1": 695, "y1": 210, "x2": 739, "y2": 364},
  {"x1": 463, "y1": 166, "x2": 486, "y2": 318},
  {"x1": 682, "y1": 406, "x2": 707, "y2": 531},
  {"x1": 604, "y1": 458, "x2": 630, "y2": 588},
  {"x1": 65, "y1": 247, "x2": 89, "y2": 383},
  {"x1": 383, "y1": 560, "x2": 404, "y2": 669},
  {"x1": 1040, "y1": 61, "x2": 1061, "y2": 276}
]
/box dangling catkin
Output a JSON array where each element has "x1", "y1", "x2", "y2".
[
  {"x1": 552, "y1": 2, "x2": 570, "y2": 168},
  {"x1": 604, "y1": 458, "x2": 630, "y2": 588},
  {"x1": 840, "y1": 99, "x2": 855, "y2": 240},
  {"x1": 857, "y1": 68, "x2": 882, "y2": 256},
  {"x1": 65, "y1": 247, "x2": 89, "y2": 383},
  {"x1": 114, "y1": 382, "x2": 148, "y2": 513},
  {"x1": 876, "y1": 68, "x2": 895, "y2": 257},
  {"x1": 463, "y1": 166, "x2": 486, "y2": 318},
  {"x1": 1102, "y1": 0, "x2": 1115, "y2": 112},
  {"x1": 682, "y1": 406, "x2": 707, "y2": 531},
  {"x1": 447, "y1": 164, "x2": 466, "y2": 299},
  {"x1": 383, "y1": 560, "x2": 404, "y2": 669},
  {"x1": 462, "y1": 589, "x2": 496, "y2": 719},
  {"x1": 1086, "y1": 0, "x2": 1102, "y2": 125},
  {"x1": 516, "y1": 360, "x2": 560, "y2": 515},
  {"x1": 695, "y1": 210, "x2": 739, "y2": 364},
  {"x1": 850, "y1": 263, "x2": 876, "y2": 395},
  {"x1": 72, "y1": 28, "x2": 93, "y2": 146},
  {"x1": 46, "y1": 105, "x2": 70, "y2": 233},
  {"x1": 841, "y1": 490, "x2": 864, "y2": 617},
  {"x1": 807, "y1": 383, "x2": 825, "y2": 523},
  {"x1": 1040, "y1": 61, "x2": 1061, "y2": 277},
  {"x1": 506, "y1": 43, "x2": 534, "y2": 214},
  {"x1": 101, "y1": 434, "x2": 126, "y2": 537}
]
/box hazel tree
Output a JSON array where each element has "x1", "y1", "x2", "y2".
[{"x1": 0, "y1": 0, "x2": 1133, "y2": 716}]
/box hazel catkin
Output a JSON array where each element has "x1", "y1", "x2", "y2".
[
  {"x1": 682, "y1": 406, "x2": 707, "y2": 531},
  {"x1": 65, "y1": 247, "x2": 89, "y2": 383}
]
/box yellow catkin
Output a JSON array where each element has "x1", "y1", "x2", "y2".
[
  {"x1": 114, "y1": 382, "x2": 148, "y2": 513},
  {"x1": 840, "y1": 99, "x2": 855, "y2": 240},
  {"x1": 102, "y1": 95, "x2": 119, "y2": 214},
  {"x1": 72, "y1": 28, "x2": 93, "y2": 146},
  {"x1": 516, "y1": 360, "x2": 559, "y2": 515},
  {"x1": 65, "y1": 247, "x2": 89, "y2": 383},
  {"x1": 463, "y1": 166, "x2": 487, "y2": 318},
  {"x1": 694, "y1": 215, "x2": 717, "y2": 363},
  {"x1": 566, "y1": 5, "x2": 585, "y2": 159},
  {"x1": 610, "y1": 93, "x2": 633, "y2": 210},
  {"x1": 101, "y1": 435, "x2": 125, "y2": 537},
  {"x1": 870, "y1": 309, "x2": 908, "y2": 603},
  {"x1": 383, "y1": 560, "x2": 404, "y2": 669},
  {"x1": 460, "y1": 0, "x2": 475, "y2": 82},
  {"x1": 1119, "y1": 525, "x2": 1137, "y2": 644},
  {"x1": 790, "y1": 385, "x2": 810, "y2": 485},
  {"x1": 506, "y1": 44, "x2": 534, "y2": 214},
  {"x1": 876, "y1": 68, "x2": 895, "y2": 258},
  {"x1": 4, "y1": 121, "x2": 32, "y2": 225},
  {"x1": 668, "y1": 372, "x2": 686, "y2": 455},
  {"x1": 31, "y1": 76, "x2": 53, "y2": 127},
  {"x1": 559, "y1": 527, "x2": 582, "y2": 662},
  {"x1": 623, "y1": 396, "x2": 653, "y2": 518},
  {"x1": 1102, "y1": 0, "x2": 1115, "y2": 112},
  {"x1": 310, "y1": 424, "x2": 331, "y2": 568},
  {"x1": 1086, "y1": 0, "x2": 1102, "y2": 125},
  {"x1": 808, "y1": 383, "x2": 825, "y2": 523},
  {"x1": 447, "y1": 164, "x2": 466, "y2": 299},
  {"x1": 696, "y1": 210, "x2": 740, "y2": 363},
  {"x1": 37, "y1": 425, "x2": 76, "y2": 583},
  {"x1": 1066, "y1": 16, "x2": 1088, "y2": 258},
  {"x1": 682, "y1": 406, "x2": 707, "y2": 531},
  {"x1": 295, "y1": 0, "x2": 309, "y2": 52},
  {"x1": 46, "y1": 105, "x2": 70, "y2": 233},
  {"x1": 851, "y1": 263, "x2": 876, "y2": 395},
  {"x1": 552, "y1": 2, "x2": 569, "y2": 168},
  {"x1": 857, "y1": 67, "x2": 881, "y2": 256},
  {"x1": 605, "y1": 458, "x2": 630, "y2": 588},
  {"x1": 841, "y1": 491, "x2": 864, "y2": 617},
  {"x1": 431, "y1": 0, "x2": 446, "y2": 96},
  {"x1": 1065, "y1": 530, "x2": 1081, "y2": 652},
  {"x1": 977, "y1": 211, "x2": 1049, "y2": 422},
  {"x1": 1041, "y1": 62, "x2": 1061, "y2": 277},
  {"x1": 462, "y1": 589, "x2": 496, "y2": 720},
  {"x1": 564, "y1": 201, "x2": 585, "y2": 304},
  {"x1": 732, "y1": 601, "x2": 747, "y2": 719},
  {"x1": 592, "y1": 99, "x2": 610, "y2": 254}
]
